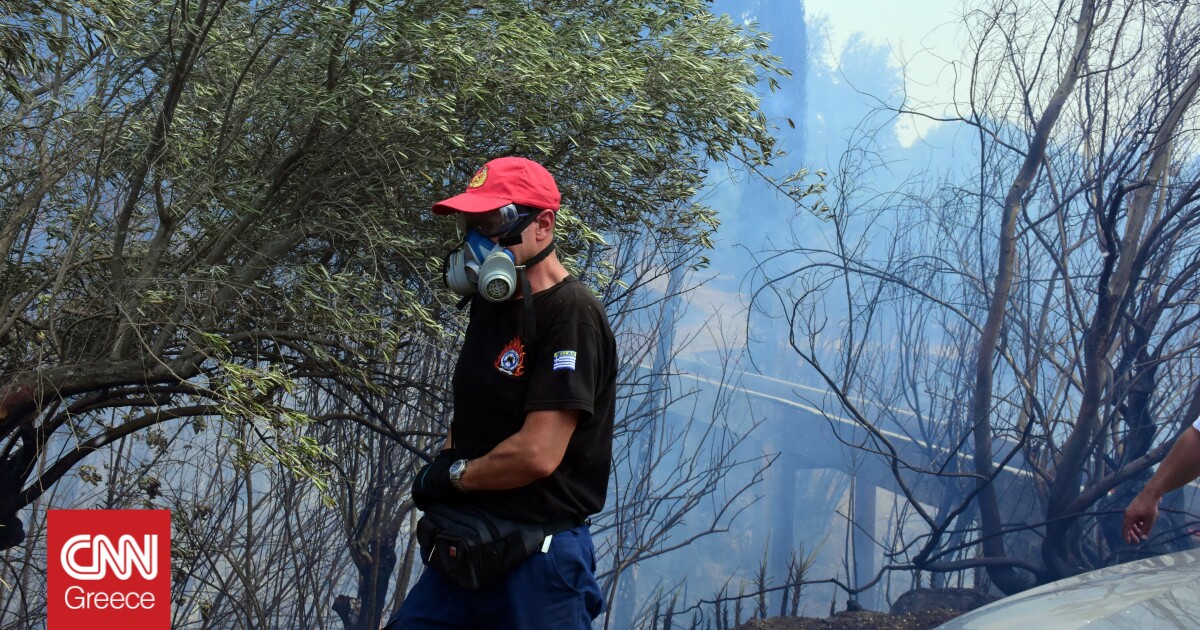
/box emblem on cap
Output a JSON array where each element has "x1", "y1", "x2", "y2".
[{"x1": 468, "y1": 166, "x2": 488, "y2": 189}]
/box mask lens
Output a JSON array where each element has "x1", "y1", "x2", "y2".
[{"x1": 463, "y1": 204, "x2": 528, "y2": 237}]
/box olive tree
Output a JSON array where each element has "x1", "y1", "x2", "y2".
[{"x1": 0, "y1": 0, "x2": 810, "y2": 549}]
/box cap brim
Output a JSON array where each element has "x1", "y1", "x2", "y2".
[{"x1": 431, "y1": 192, "x2": 512, "y2": 215}]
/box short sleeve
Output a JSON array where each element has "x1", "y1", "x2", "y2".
[{"x1": 524, "y1": 315, "x2": 604, "y2": 420}]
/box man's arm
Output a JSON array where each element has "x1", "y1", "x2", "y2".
[
  {"x1": 458, "y1": 409, "x2": 582, "y2": 491},
  {"x1": 1123, "y1": 426, "x2": 1200, "y2": 544}
]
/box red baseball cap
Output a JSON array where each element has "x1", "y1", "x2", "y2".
[{"x1": 432, "y1": 157, "x2": 561, "y2": 215}]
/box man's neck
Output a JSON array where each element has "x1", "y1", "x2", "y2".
[{"x1": 523, "y1": 254, "x2": 569, "y2": 295}]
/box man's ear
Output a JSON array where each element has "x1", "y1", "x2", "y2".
[{"x1": 535, "y1": 209, "x2": 555, "y2": 239}]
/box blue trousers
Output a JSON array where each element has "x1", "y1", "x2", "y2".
[{"x1": 387, "y1": 525, "x2": 604, "y2": 630}]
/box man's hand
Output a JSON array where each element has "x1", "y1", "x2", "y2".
[
  {"x1": 412, "y1": 450, "x2": 458, "y2": 510},
  {"x1": 1121, "y1": 428, "x2": 1200, "y2": 544},
  {"x1": 1122, "y1": 490, "x2": 1160, "y2": 544}
]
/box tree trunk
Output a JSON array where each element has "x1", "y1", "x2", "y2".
[
  {"x1": 1044, "y1": 59, "x2": 1200, "y2": 578},
  {"x1": 970, "y1": 0, "x2": 1098, "y2": 594}
]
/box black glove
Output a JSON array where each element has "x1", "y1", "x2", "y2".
[{"x1": 412, "y1": 450, "x2": 458, "y2": 510}]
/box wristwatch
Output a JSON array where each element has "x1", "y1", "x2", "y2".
[{"x1": 448, "y1": 459, "x2": 469, "y2": 492}]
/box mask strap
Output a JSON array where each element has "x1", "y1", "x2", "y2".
[
  {"x1": 520, "y1": 271, "x2": 536, "y2": 344},
  {"x1": 521, "y1": 240, "x2": 555, "y2": 269},
  {"x1": 518, "y1": 240, "x2": 556, "y2": 345},
  {"x1": 497, "y1": 211, "x2": 542, "y2": 247}
]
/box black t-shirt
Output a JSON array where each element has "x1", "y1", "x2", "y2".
[{"x1": 450, "y1": 275, "x2": 617, "y2": 524}]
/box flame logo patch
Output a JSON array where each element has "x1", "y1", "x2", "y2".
[
  {"x1": 468, "y1": 166, "x2": 488, "y2": 188},
  {"x1": 495, "y1": 336, "x2": 525, "y2": 376}
]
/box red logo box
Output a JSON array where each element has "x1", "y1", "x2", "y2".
[{"x1": 48, "y1": 510, "x2": 171, "y2": 629}]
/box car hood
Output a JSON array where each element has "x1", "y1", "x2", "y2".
[{"x1": 937, "y1": 548, "x2": 1200, "y2": 629}]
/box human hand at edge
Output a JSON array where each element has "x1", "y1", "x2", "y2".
[{"x1": 1122, "y1": 491, "x2": 1160, "y2": 544}]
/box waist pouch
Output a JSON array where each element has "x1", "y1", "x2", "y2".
[{"x1": 416, "y1": 503, "x2": 573, "y2": 590}]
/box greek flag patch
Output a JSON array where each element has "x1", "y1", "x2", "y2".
[{"x1": 552, "y1": 350, "x2": 578, "y2": 371}]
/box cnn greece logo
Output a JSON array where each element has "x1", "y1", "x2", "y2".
[
  {"x1": 61, "y1": 533, "x2": 158, "y2": 580},
  {"x1": 48, "y1": 510, "x2": 171, "y2": 629}
]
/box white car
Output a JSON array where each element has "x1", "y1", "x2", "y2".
[{"x1": 937, "y1": 549, "x2": 1200, "y2": 629}]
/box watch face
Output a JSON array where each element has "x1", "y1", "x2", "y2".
[{"x1": 450, "y1": 460, "x2": 466, "y2": 476}]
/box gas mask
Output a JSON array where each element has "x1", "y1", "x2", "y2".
[
  {"x1": 444, "y1": 228, "x2": 519, "y2": 302},
  {"x1": 442, "y1": 204, "x2": 558, "y2": 345}
]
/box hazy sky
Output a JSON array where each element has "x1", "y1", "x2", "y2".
[
  {"x1": 796, "y1": 0, "x2": 966, "y2": 145},
  {"x1": 803, "y1": 0, "x2": 963, "y2": 66},
  {"x1": 679, "y1": 0, "x2": 978, "y2": 359}
]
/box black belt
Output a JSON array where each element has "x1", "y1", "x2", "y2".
[{"x1": 540, "y1": 516, "x2": 589, "y2": 537}]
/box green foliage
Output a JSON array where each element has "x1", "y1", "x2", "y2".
[{"x1": 0, "y1": 0, "x2": 810, "y2": 528}]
